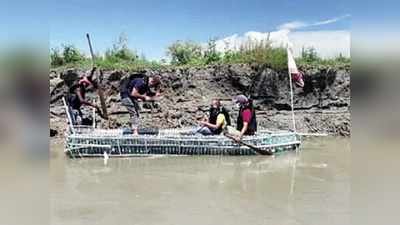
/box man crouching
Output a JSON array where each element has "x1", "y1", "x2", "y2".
[{"x1": 120, "y1": 74, "x2": 161, "y2": 135}]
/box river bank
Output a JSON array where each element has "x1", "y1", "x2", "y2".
[{"x1": 50, "y1": 63, "x2": 350, "y2": 137}]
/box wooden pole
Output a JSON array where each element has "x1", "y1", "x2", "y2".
[
  {"x1": 86, "y1": 33, "x2": 108, "y2": 119},
  {"x1": 86, "y1": 33, "x2": 95, "y2": 66},
  {"x1": 224, "y1": 133, "x2": 273, "y2": 156}
]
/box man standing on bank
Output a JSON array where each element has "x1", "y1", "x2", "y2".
[{"x1": 120, "y1": 74, "x2": 161, "y2": 135}]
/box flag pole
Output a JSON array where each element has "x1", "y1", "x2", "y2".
[{"x1": 287, "y1": 46, "x2": 297, "y2": 133}]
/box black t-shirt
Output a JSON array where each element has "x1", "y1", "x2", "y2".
[
  {"x1": 67, "y1": 83, "x2": 86, "y2": 110},
  {"x1": 120, "y1": 78, "x2": 150, "y2": 100}
]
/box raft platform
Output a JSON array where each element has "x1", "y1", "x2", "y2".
[{"x1": 65, "y1": 127, "x2": 301, "y2": 158}]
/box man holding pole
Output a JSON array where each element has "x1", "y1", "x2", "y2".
[{"x1": 66, "y1": 67, "x2": 102, "y2": 125}]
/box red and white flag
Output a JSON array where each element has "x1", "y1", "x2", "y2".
[{"x1": 287, "y1": 47, "x2": 304, "y2": 88}]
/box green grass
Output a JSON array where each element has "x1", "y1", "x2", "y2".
[{"x1": 50, "y1": 36, "x2": 350, "y2": 72}]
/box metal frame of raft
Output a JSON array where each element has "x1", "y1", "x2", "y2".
[
  {"x1": 61, "y1": 38, "x2": 318, "y2": 158},
  {"x1": 62, "y1": 35, "x2": 323, "y2": 158},
  {"x1": 65, "y1": 126, "x2": 301, "y2": 158}
]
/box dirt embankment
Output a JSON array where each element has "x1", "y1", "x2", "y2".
[{"x1": 50, "y1": 64, "x2": 350, "y2": 137}]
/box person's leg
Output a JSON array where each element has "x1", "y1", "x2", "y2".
[
  {"x1": 197, "y1": 126, "x2": 214, "y2": 135},
  {"x1": 121, "y1": 98, "x2": 140, "y2": 135},
  {"x1": 67, "y1": 106, "x2": 76, "y2": 125},
  {"x1": 70, "y1": 108, "x2": 82, "y2": 125},
  {"x1": 226, "y1": 125, "x2": 241, "y2": 136}
]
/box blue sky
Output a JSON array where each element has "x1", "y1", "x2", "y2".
[
  {"x1": 47, "y1": 0, "x2": 351, "y2": 59},
  {"x1": 1, "y1": 0, "x2": 351, "y2": 59}
]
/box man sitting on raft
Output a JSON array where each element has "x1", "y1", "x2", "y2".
[
  {"x1": 195, "y1": 99, "x2": 231, "y2": 135},
  {"x1": 228, "y1": 95, "x2": 257, "y2": 141}
]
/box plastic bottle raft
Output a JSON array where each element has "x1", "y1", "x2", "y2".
[{"x1": 65, "y1": 127, "x2": 301, "y2": 158}]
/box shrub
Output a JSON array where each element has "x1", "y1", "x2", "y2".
[
  {"x1": 62, "y1": 44, "x2": 85, "y2": 64},
  {"x1": 167, "y1": 41, "x2": 203, "y2": 65},
  {"x1": 335, "y1": 53, "x2": 351, "y2": 64},
  {"x1": 203, "y1": 38, "x2": 222, "y2": 64},
  {"x1": 50, "y1": 48, "x2": 64, "y2": 67},
  {"x1": 221, "y1": 41, "x2": 287, "y2": 71},
  {"x1": 300, "y1": 46, "x2": 319, "y2": 63},
  {"x1": 105, "y1": 33, "x2": 138, "y2": 62},
  {"x1": 297, "y1": 47, "x2": 350, "y2": 67},
  {"x1": 50, "y1": 34, "x2": 350, "y2": 71}
]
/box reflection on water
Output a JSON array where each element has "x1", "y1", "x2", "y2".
[{"x1": 51, "y1": 137, "x2": 350, "y2": 225}]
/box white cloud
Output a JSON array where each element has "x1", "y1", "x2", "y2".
[
  {"x1": 290, "y1": 30, "x2": 350, "y2": 58},
  {"x1": 213, "y1": 30, "x2": 350, "y2": 59},
  {"x1": 313, "y1": 14, "x2": 351, "y2": 26},
  {"x1": 277, "y1": 14, "x2": 351, "y2": 31},
  {"x1": 278, "y1": 21, "x2": 307, "y2": 30},
  {"x1": 211, "y1": 15, "x2": 351, "y2": 59}
]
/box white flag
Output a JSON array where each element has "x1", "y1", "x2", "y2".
[
  {"x1": 287, "y1": 47, "x2": 299, "y2": 75},
  {"x1": 287, "y1": 47, "x2": 304, "y2": 88}
]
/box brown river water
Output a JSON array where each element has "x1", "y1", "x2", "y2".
[{"x1": 50, "y1": 137, "x2": 350, "y2": 225}]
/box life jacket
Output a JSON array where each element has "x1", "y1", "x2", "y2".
[
  {"x1": 236, "y1": 105, "x2": 257, "y2": 135},
  {"x1": 208, "y1": 107, "x2": 231, "y2": 135}
]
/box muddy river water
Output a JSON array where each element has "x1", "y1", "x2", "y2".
[{"x1": 50, "y1": 137, "x2": 350, "y2": 225}]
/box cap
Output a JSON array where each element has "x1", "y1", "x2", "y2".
[{"x1": 233, "y1": 95, "x2": 249, "y2": 104}]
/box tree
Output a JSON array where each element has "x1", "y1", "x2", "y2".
[
  {"x1": 105, "y1": 32, "x2": 138, "y2": 62},
  {"x1": 50, "y1": 48, "x2": 64, "y2": 66},
  {"x1": 167, "y1": 41, "x2": 202, "y2": 65},
  {"x1": 335, "y1": 53, "x2": 350, "y2": 63},
  {"x1": 62, "y1": 44, "x2": 85, "y2": 64},
  {"x1": 301, "y1": 46, "x2": 319, "y2": 63},
  {"x1": 204, "y1": 38, "x2": 221, "y2": 64}
]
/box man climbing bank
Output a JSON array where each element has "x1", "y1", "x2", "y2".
[{"x1": 120, "y1": 74, "x2": 162, "y2": 135}]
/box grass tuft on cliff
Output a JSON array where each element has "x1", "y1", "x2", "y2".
[{"x1": 50, "y1": 34, "x2": 350, "y2": 72}]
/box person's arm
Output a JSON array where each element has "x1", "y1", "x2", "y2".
[
  {"x1": 235, "y1": 109, "x2": 251, "y2": 141},
  {"x1": 90, "y1": 67, "x2": 96, "y2": 76},
  {"x1": 236, "y1": 122, "x2": 249, "y2": 140},
  {"x1": 131, "y1": 87, "x2": 150, "y2": 101},
  {"x1": 200, "y1": 115, "x2": 224, "y2": 129},
  {"x1": 146, "y1": 88, "x2": 162, "y2": 99},
  {"x1": 200, "y1": 121, "x2": 221, "y2": 130},
  {"x1": 76, "y1": 88, "x2": 97, "y2": 108}
]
